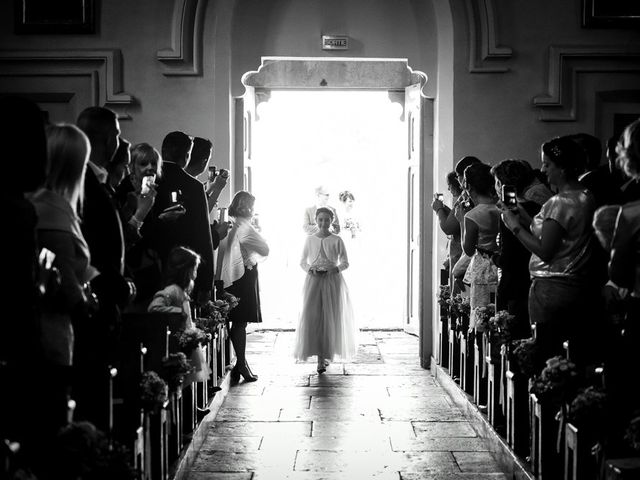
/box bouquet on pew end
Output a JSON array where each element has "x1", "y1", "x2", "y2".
[
  {"x1": 196, "y1": 293, "x2": 240, "y2": 334},
  {"x1": 529, "y1": 356, "x2": 579, "y2": 405},
  {"x1": 140, "y1": 371, "x2": 169, "y2": 412},
  {"x1": 473, "y1": 303, "x2": 495, "y2": 333},
  {"x1": 160, "y1": 352, "x2": 194, "y2": 393},
  {"x1": 178, "y1": 327, "x2": 210, "y2": 354}
]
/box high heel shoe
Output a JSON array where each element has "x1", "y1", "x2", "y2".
[
  {"x1": 239, "y1": 364, "x2": 258, "y2": 382},
  {"x1": 231, "y1": 363, "x2": 258, "y2": 383}
]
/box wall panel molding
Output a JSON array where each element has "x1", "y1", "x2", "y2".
[
  {"x1": 0, "y1": 49, "x2": 134, "y2": 118},
  {"x1": 533, "y1": 45, "x2": 640, "y2": 122},
  {"x1": 156, "y1": 0, "x2": 207, "y2": 76},
  {"x1": 466, "y1": 0, "x2": 512, "y2": 73}
]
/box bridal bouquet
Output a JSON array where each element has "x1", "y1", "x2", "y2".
[{"x1": 344, "y1": 218, "x2": 360, "y2": 238}]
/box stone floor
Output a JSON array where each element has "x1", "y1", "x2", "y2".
[{"x1": 184, "y1": 330, "x2": 509, "y2": 479}]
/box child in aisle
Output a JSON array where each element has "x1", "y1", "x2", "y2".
[{"x1": 294, "y1": 207, "x2": 358, "y2": 373}]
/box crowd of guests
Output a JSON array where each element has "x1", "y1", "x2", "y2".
[
  {"x1": 433, "y1": 118, "x2": 640, "y2": 461},
  {"x1": 0, "y1": 96, "x2": 262, "y2": 478}
]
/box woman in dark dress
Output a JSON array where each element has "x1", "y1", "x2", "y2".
[
  {"x1": 490, "y1": 159, "x2": 550, "y2": 339},
  {"x1": 220, "y1": 191, "x2": 269, "y2": 382}
]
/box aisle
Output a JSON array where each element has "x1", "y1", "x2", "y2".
[{"x1": 184, "y1": 330, "x2": 508, "y2": 479}]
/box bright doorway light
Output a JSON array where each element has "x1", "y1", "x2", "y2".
[{"x1": 251, "y1": 90, "x2": 406, "y2": 329}]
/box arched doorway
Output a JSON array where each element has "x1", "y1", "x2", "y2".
[{"x1": 231, "y1": 57, "x2": 433, "y2": 355}]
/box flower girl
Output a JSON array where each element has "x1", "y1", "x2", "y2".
[
  {"x1": 148, "y1": 246, "x2": 210, "y2": 384},
  {"x1": 294, "y1": 207, "x2": 358, "y2": 373}
]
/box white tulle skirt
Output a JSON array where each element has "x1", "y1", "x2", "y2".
[{"x1": 294, "y1": 271, "x2": 358, "y2": 362}]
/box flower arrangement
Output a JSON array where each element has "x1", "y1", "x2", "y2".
[
  {"x1": 196, "y1": 293, "x2": 240, "y2": 334},
  {"x1": 511, "y1": 337, "x2": 540, "y2": 378},
  {"x1": 567, "y1": 387, "x2": 608, "y2": 438},
  {"x1": 139, "y1": 371, "x2": 168, "y2": 412},
  {"x1": 160, "y1": 352, "x2": 194, "y2": 393},
  {"x1": 625, "y1": 414, "x2": 640, "y2": 452},
  {"x1": 51, "y1": 421, "x2": 137, "y2": 480},
  {"x1": 529, "y1": 356, "x2": 579, "y2": 405},
  {"x1": 344, "y1": 218, "x2": 360, "y2": 238},
  {"x1": 177, "y1": 327, "x2": 209, "y2": 354},
  {"x1": 488, "y1": 310, "x2": 517, "y2": 344},
  {"x1": 473, "y1": 303, "x2": 495, "y2": 333},
  {"x1": 448, "y1": 294, "x2": 471, "y2": 332},
  {"x1": 437, "y1": 284, "x2": 451, "y2": 307}
]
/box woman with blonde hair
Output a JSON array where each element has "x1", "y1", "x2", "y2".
[
  {"x1": 220, "y1": 190, "x2": 269, "y2": 382},
  {"x1": 29, "y1": 123, "x2": 99, "y2": 435}
]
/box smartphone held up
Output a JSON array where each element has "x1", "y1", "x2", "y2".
[{"x1": 501, "y1": 185, "x2": 518, "y2": 210}]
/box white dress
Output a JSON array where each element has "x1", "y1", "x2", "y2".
[
  {"x1": 148, "y1": 284, "x2": 211, "y2": 385},
  {"x1": 294, "y1": 234, "x2": 358, "y2": 361}
]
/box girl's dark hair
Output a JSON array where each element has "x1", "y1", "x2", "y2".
[
  {"x1": 464, "y1": 163, "x2": 495, "y2": 197},
  {"x1": 315, "y1": 207, "x2": 334, "y2": 220},
  {"x1": 164, "y1": 246, "x2": 200, "y2": 289},
  {"x1": 339, "y1": 191, "x2": 354, "y2": 203},
  {"x1": 446, "y1": 171, "x2": 462, "y2": 196},
  {"x1": 490, "y1": 159, "x2": 533, "y2": 196},
  {"x1": 541, "y1": 136, "x2": 587, "y2": 180},
  {"x1": 228, "y1": 190, "x2": 255, "y2": 218}
]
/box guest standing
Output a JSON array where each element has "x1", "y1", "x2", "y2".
[
  {"x1": 461, "y1": 163, "x2": 500, "y2": 329},
  {"x1": 303, "y1": 185, "x2": 340, "y2": 235},
  {"x1": 145, "y1": 131, "x2": 214, "y2": 304},
  {"x1": 219, "y1": 191, "x2": 269, "y2": 383},
  {"x1": 490, "y1": 159, "x2": 544, "y2": 336},
  {"x1": 0, "y1": 96, "x2": 47, "y2": 456},
  {"x1": 30, "y1": 124, "x2": 99, "y2": 435},
  {"x1": 75, "y1": 106, "x2": 132, "y2": 431},
  {"x1": 501, "y1": 136, "x2": 599, "y2": 370}
]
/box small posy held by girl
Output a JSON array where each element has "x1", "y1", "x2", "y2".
[
  {"x1": 294, "y1": 207, "x2": 358, "y2": 373},
  {"x1": 148, "y1": 245, "x2": 210, "y2": 384}
]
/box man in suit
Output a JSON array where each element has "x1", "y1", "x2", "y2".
[
  {"x1": 75, "y1": 106, "x2": 133, "y2": 432},
  {"x1": 145, "y1": 131, "x2": 215, "y2": 303},
  {"x1": 184, "y1": 136, "x2": 230, "y2": 249},
  {"x1": 572, "y1": 133, "x2": 623, "y2": 207},
  {"x1": 303, "y1": 185, "x2": 340, "y2": 235}
]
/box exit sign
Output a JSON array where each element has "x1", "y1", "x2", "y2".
[{"x1": 322, "y1": 35, "x2": 349, "y2": 50}]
